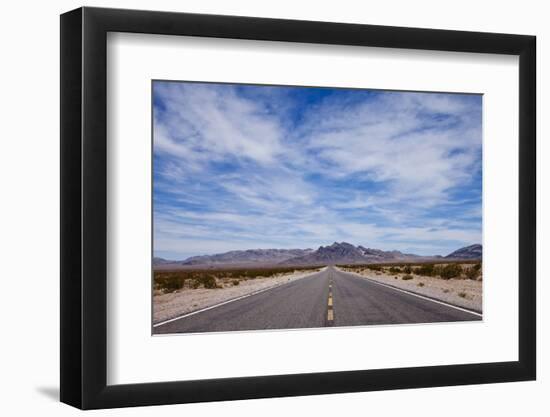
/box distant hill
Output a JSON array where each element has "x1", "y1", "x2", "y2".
[
  {"x1": 152, "y1": 257, "x2": 175, "y2": 266},
  {"x1": 444, "y1": 244, "x2": 482, "y2": 260},
  {"x1": 280, "y1": 242, "x2": 366, "y2": 265},
  {"x1": 180, "y1": 248, "x2": 313, "y2": 266}
]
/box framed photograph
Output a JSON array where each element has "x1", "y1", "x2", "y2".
[{"x1": 60, "y1": 6, "x2": 536, "y2": 409}]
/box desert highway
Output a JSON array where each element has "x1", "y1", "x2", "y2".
[{"x1": 154, "y1": 266, "x2": 481, "y2": 334}]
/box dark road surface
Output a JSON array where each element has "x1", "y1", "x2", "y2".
[{"x1": 154, "y1": 266, "x2": 481, "y2": 334}]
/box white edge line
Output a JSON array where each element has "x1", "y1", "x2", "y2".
[
  {"x1": 153, "y1": 268, "x2": 326, "y2": 328},
  {"x1": 337, "y1": 268, "x2": 483, "y2": 318}
]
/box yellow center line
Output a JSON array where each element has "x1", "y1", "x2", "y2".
[{"x1": 327, "y1": 279, "x2": 334, "y2": 323}]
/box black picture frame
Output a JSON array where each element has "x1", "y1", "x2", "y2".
[{"x1": 60, "y1": 6, "x2": 536, "y2": 410}]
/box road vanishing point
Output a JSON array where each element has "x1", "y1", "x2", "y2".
[{"x1": 153, "y1": 266, "x2": 481, "y2": 334}]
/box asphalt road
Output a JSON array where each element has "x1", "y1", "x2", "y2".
[{"x1": 154, "y1": 266, "x2": 481, "y2": 334}]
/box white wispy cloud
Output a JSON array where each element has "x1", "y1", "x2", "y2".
[{"x1": 153, "y1": 82, "x2": 482, "y2": 259}]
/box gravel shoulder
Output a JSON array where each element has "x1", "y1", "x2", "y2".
[
  {"x1": 153, "y1": 268, "x2": 324, "y2": 324},
  {"x1": 337, "y1": 267, "x2": 482, "y2": 313}
]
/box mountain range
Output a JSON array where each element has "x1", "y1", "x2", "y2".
[
  {"x1": 177, "y1": 248, "x2": 313, "y2": 266},
  {"x1": 153, "y1": 242, "x2": 482, "y2": 268}
]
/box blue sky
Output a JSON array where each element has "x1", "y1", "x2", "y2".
[{"x1": 153, "y1": 81, "x2": 482, "y2": 260}]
